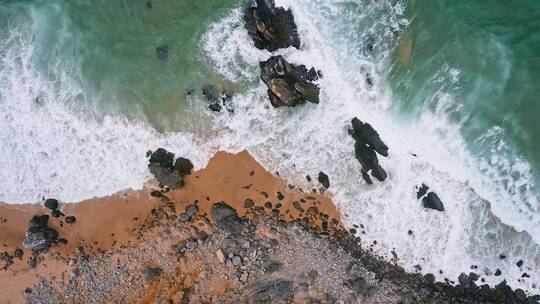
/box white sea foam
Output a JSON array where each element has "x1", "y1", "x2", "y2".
[
  {"x1": 0, "y1": 19, "x2": 215, "y2": 203},
  {"x1": 201, "y1": 0, "x2": 540, "y2": 291}
]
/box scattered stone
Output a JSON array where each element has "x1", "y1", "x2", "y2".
[
  {"x1": 422, "y1": 192, "x2": 445, "y2": 212},
  {"x1": 211, "y1": 202, "x2": 243, "y2": 233},
  {"x1": 276, "y1": 192, "x2": 285, "y2": 200},
  {"x1": 185, "y1": 205, "x2": 199, "y2": 218},
  {"x1": 306, "y1": 175, "x2": 312, "y2": 182},
  {"x1": 318, "y1": 172, "x2": 330, "y2": 189},
  {"x1": 243, "y1": 0, "x2": 300, "y2": 51},
  {"x1": 150, "y1": 190, "x2": 162, "y2": 198},
  {"x1": 51, "y1": 209, "x2": 64, "y2": 218},
  {"x1": 43, "y1": 199, "x2": 59, "y2": 211},
  {"x1": 23, "y1": 215, "x2": 59, "y2": 253},
  {"x1": 260, "y1": 55, "x2": 320, "y2": 107},
  {"x1": 516, "y1": 259, "x2": 523, "y2": 267},
  {"x1": 144, "y1": 266, "x2": 162, "y2": 281},
  {"x1": 245, "y1": 280, "x2": 294, "y2": 303},
  {"x1": 14, "y1": 248, "x2": 23, "y2": 260},
  {"x1": 244, "y1": 199, "x2": 255, "y2": 209}
]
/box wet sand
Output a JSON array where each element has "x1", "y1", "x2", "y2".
[{"x1": 0, "y1": 150, "x2": 341, "y2": 303}]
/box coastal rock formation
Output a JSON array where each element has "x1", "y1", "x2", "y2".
[
  {"x1": 260, "y1": 55, "x2": 320, "y2": 107},
  {"x1": 202, "y1": 84, "x2": 234, "y2": 113},
  {"x1": 416, "y1": 184, "x2": 445, "y2": 212},
  {"x1": 244, "y1": 0, "x2": 301, "y2": 51},
  {"x1": 43, "y1": 198, "x2": 59, "y2": 211},
  {"x1": 23, "y1": 215, "x2": 59, "y2": 253},
  {"x1": 147, "y1": 148, "x2": 193, "y2": 189},
  {"x1": 349, "y1": 117, "x2": 388, "y2": 183}
]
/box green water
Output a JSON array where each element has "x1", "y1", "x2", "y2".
[{"x1": 388, "y1": 0, "x2": 540, "y2": 181}]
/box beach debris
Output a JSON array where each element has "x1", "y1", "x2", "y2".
[
  {"x1": 244, "y1": 0, "x2": 300, "y2": 51},
  {"x1": 318, "y1": 171, "x2": 330, "y2": 189},
  {"x1": 202, "y1": 84, "x2": 234, "y2": 113},
  {"x1": 156, "y1": 45, "x2": 168, "y2": 60},
  {"x1": 349, "y1": 117, "x2": 388, "y2": 183},
  {"x1": 148, "y1": 148, "x2": 193, "y2": 189},
  {"x1": 23, "y1": 215, "x2": 59, "y2": 253},
  {"x1": 260, "y1": 55, "x2": 320, "y2": 107}
]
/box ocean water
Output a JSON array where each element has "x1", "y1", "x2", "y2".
[{"x1": 1, "y1": 0, "x2": 539, "y2": 293}]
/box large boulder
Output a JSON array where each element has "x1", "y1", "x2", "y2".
[
  {"x1": 350, "y1": 117, "x2": 388, "y2": 157},
  {"x1": 244, "y1": 0, "x2": 300, "y2": 51},
  {"x1": 23, "y1": 215, "x2": 59, "y2": 253},
  {"x1": 148, "y1": 148, "x2": 193, "y2": 189},
  {"x1": 349, "y1": 117, "x2": 389, "y2": 183},
  {"x1": 260, "y1": 55, "x2": 320, "y2": 107},
  {"x1": 422, "y1": 192, "x2": 445, "y2": 212},
  {"x1": 211, "y1": 202, "x2": 243, "y2": 234}
]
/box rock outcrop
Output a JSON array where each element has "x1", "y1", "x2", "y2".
[
  {"x1": 349, "y1": 117, "x2": 389, "y2": 183},
  {"x1": 244, "y1": 0, "x2": 301, "y2": 51},
  {"x1": 416, "y1": 184, "x2": 445, "y2": 212},
  {"x1": 202, "y1": 84, "x2": 234, "y2": 113},
  {"x1": 23, "y1": 215, "x2": 59, "y2": 253},
  {"x1": 260, "y1": 55, "x2": 320, "y2": 107},
  {"x1": 147, "y1": 148, "x2": 193, "y2": 189}
]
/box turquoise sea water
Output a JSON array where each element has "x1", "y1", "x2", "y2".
[{"x1": 1, "y1": 0, "x2": 539, "y2": 293}]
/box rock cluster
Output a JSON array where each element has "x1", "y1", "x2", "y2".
[
  {"x1": 260, "y1": 55, "x2": 320, "y2": 107},
  {"x1": 244, "y1": 0, "x2": 301, "y2": 51},
  {"x1": 202, "y1": 84, "x2": 234, "y2": 113},
  {"x1": 416, "y1": 183, "x2": 445, "y2": 212},
  {"x1": 348, "y1": 117, "x2": 389, "y2": 184},
  {"x1": 147, "y1": 148, "x2": 193, "y2": 189},
  {"x1": 23, "y1": 215, "x2": 59, "y2": 253}
]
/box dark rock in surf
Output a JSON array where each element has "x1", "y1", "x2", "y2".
[
  {"x1": 318, "y1": 172, "x2": 330, "y2": 189},
  {"x1": 23, "y1": 215, "x2": 59, "y2": 253},
  {"x1": 350, "y1": 117, "x2": 388, "y2": 157},
  {"x1": 43, "y1": 198, "x2": 59, "y2": 211},
  {"x1": 156, "y1": 45, "x2": 168, "y2": 60},
  {"x1": 202, "y1": 84, "x2": 234, "y2": 114},
  {"x1": 349, "y1": 117, "x2": 389, "y2": 183},
  {"x1": 422, "y1": 192, "x2": 445, "y2": 212},
  {"x1": 148, "y1": 148, "x2": 193, "y2": 189},
  {"x1": 416, "y1": 183, "x2": 429, "y2": 199},
  {"x1": 244, "y1": 0, "x2": 300, "y2": 51},
  {"x1": 260, "y1": 55, "x2": 320, "y2": 107}
]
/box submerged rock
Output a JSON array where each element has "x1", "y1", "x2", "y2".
[
  {"x1": 260, "y1": 55, "x2": 320, "y2": 107},
  {"x1": 244, "y1": 0, "x2": 300, "y2": 51},
  {"x1": 23, "y1": 215, "x2": 59, "y2": 253},
  {"x1": 202, "y1": 84, "x2": 234, "y2": 113},
  {"x1": 156, "y1": 45, "x2": 168, "y2": 60},
  {"x1": 148, "y1": 148, "x2": 193, "y2": 189},
  {"x1": 422, "y1": 192, "x2": 445, "y2": 212}
]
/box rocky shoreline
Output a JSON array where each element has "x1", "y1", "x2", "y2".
[{"x1": 0, "y1": 150, "x2": 537, "y2": 303}]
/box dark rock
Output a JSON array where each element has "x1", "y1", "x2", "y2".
[
  {"x1": 499, "y1": 253, "x2": 507, "y2": 260},
  {"x1": 44, "y1": 198, "x2": 59, "y2": 210},
  {"x1": 422, "y1": 192, "x2": 445, "y2": 212},
  {"x1": 243, "y1": 0, "x2": 300, "y2": 51},
  {"x1": 244, "y1": 199, "x2": 255, "y2": 208},
  {"x1": 185, "y1": 205, "x2": 199, "y2": 218},
  {"x1": 516, "y1": 259, "x2": 523, "y2": 267},
  {"x1": 416, "y1": 183, "x2": 429, "y2": 199},
  {"x1": 245, "y1": 280, "x2": 294, "y2": 303},
  {"x1": 276, "y1": 192, "x2": 285, "y2": 200},
  {"x1": 145, "y1": 1, "x2": 152, "y2": 9},
  {"x1": 306, "y1": 175, "x2": 312, "y2": 182},
  {"x1": 259, "y1": 55, "x2": 320, "y2": 107},
  {"x1": 521, "y1": 272, "x2": 530, "y2": 278},
  {"x1": 202, "y1": 84, "x2": 234, "y2": 113},
  {"x1": 346, "y1": 276, "x2": 370, "y2": 295},
  {"x1": 361, "y1": 169, "x2": 372, "y2": 184},
  {"x1": 494, "y1": 269, "x2": 502, "y2": 276},
  {"x1": 144, "y1": 266, "x2": 162, "y2": 281},
  {"x1": 264, "y1": 261, "x2": 282, "y2": 273},
  {"x1": 149, "y1": 148, "x2": 175, "y2": 168},
  {"x1": 318, "y1": 172, "x2": 330, "y2": 189},
  {"x1": 150, "y1": 190, "x2": 162, "y2": 198},
  {"x1": 156, "y1": 45, "x2": 168, "y2": 60},
  {"x1": 65, "y1": 216, "x2": 76, "y2": 224},
  {"x1": 350, "y1": 117, "x2": 389, "y2": 157},
  {"x1": 174, "y1": 157, "x2": 193, "y2": 177},
  {"x1": 354, "y1": 141, "x2": 378, "y2": 171},
  {"x1": 371, "y1": 165, "x2": 387, "y2": 182},
  {"x1": 14, "y1": 248, "x2": 23, "y2": 260},
  {"x1": 23, "y1": 215, "x2": 59, "y2": 253},
  {"x1": 211, "y1": 202, "x2": 243, "y2": 234},
  {"x1": 51, "y1": 209, "x2": 64, "y2": 218}
]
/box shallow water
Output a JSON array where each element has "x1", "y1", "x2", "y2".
[{"x1": 1, "y1": 0, "x2": 539, "y2": 293}]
